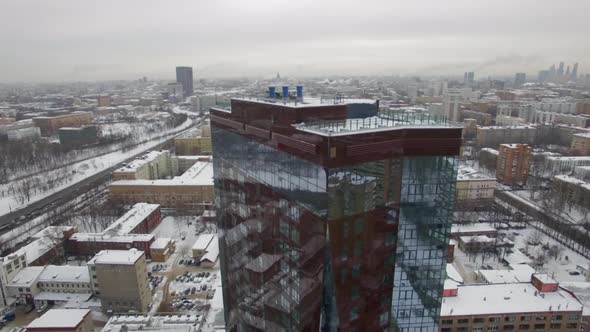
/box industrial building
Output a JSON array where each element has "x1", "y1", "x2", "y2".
[{"x1": 33, "y1": 112, "x2": 93, "y2": 136}]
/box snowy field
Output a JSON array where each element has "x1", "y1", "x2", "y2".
[{"x1": 0, "y1": 117, "x2": 195, "y2": 217}]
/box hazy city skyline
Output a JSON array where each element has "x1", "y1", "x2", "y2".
[{"x1": 1, "y1": 0, "x2": 589, "y2": 82}]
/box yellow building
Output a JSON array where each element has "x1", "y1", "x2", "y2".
[
  {"x1": 174, "y1": 125, "x2": 212, "y2": 155},
  {"x1": 112, "y1": 150, "x2": 173, "y2": 181},
  {"x1": 109, "y1": 161, "x2": 214, "y2": 210},
  {"x1": 572, "y1": 133, "x2": 590, "y2": 155},
  {"x1": 149, "y1": 238, "x2": 175, "y2": 262}
]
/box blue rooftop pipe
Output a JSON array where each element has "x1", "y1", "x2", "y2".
[
  {"x1": 268, "y1": 86, "x2": 276, "y2": 98},
  {"x1": 282, "y1": 86, "x2": 289, "y2": 99},
  {"x1": 296, "y1": 85, "x2": 303, "y2": 101}
]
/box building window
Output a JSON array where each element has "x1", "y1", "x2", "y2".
[
  {"x1": 533, "y1": 323, "x2": 545, "y2": 329},
  {"x1": 518, "y1": 324, "x2": 530, "y2": 330},
  {"x1": 504, "y1": 325, "x2": 514, "y2": 330},
  {"x1": 441, "y1": 319, "x2": 453, "y2": 325}
]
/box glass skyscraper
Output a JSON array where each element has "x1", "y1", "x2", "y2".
[{"x1": 211, "y1": 95, "x2": 461, "y2": 332}]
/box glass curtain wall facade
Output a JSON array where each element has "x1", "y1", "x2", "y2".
[{"x1": 211, "y1": 98, "x2": 462, "y2": 332}]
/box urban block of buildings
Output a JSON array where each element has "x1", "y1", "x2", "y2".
[
  {"x1": 174, "y1": 124, "x2": 212, "y2": 155},
  {"x1": 66, "y1": 203, "x2": 169, "y2": 260},
  {"x1": 32, "y1": 111, "x2": 93, "y2": 136},
  {"x1": 455, "y1": 166, "x2": 496, "y2": 210},
  {"x1": 109, "y1": 155, "x2": 214, "y2": 210},
  {"x1": 210, "y1": 92, "x2": 462, "y2": 331}
]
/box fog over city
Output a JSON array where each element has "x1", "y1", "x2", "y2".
[{"x1": 1, "y1": 0, "x2": 589, "y2": 81}]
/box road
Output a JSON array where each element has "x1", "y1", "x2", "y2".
[{"x1": 0, "y1": 116, "x2": 202, "y2": 236}]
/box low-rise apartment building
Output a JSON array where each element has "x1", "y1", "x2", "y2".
[
  {"x1": 440, "y1": 275, "x2": 584, "y2": 332},
  {"x1": 455, "y1": 166, "x2": 496, "y2": 210}
]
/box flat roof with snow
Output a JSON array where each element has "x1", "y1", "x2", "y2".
[
  {"x1": 103, "y1": 203, "x2": 159, "y2": 234},
  {"x1": 8, "y1": 266, "x2": 44, "y2": 287},
  {"x1": 27, "y1": 309, "x2": 90, "y2": 329},
  {"x1": 88, "y1": 249, "x2": 144, "y2": 265},
  {"x1": 478, "y1": 265, "x2": 535, "y2": 284},
  {"x1": 451, "y1": 223, "x2": 497, "y2": 234},
  {"x1": 192, "y1": 234, "x2": 215, "y2": 251},
  {"x1": 150, "y1": 237, "x2": 172, "y2": 250},
  {"x1": 38, "y1": 265, "x2": 90, "y2": 283},
  {"x1": 441, "y1": 283, "x2": 582, "y2": 317},
  {"x1": 114, "y1": 150, "x2": 168, "y2": 173}
]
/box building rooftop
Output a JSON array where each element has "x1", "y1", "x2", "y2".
[
  {"x1": 102, "y1": 314, "x2": 203, "y2": 332},
  {"x1": 478, "y1": 265, "x2": 536, "y2": 284},
  {"x1": 546, "y1": 156, "x2": 590, "y2": 162},
  {"x1": 150, "y1": 237, "x2": 172, "y2": 250},
  {"x1": 293, "y1": 111, "x2": 454, "y2": 137},
  {"x1": 38, "y1": 265, "x2": 90, "y2": 283},
  {"x1": 88, "y1": 249, "x2": 144, "y2": 265},
  {"x1": 27, "y1": 309, "x2": 90, "y2": 329},
  {"x1": 200, "y1": 237, "x2": 219, "y2": 264},
  {"x1": 114, "y1": 150, "x2": 168, "y2": 173},
  {"x1": 441, "y1": 283, "x2": 583, "y2": 317},
  {"x1": 457, "y1": 166, "x2": 496, "y2": 181},
  {"x1": 111, "y1": 161, "x2": 213, "y2": 186},
  {"x1": 103, "y1": 203, "x2": 159, "y2": 235},
  {"x1": 192, "y1": 234, "x2": 215, "y2": 251},
  {"x1": 70, "y1": 233, "x2": 155, "y2": 243},
  {"x1": 451, "y1": 223, "x2": 497, "y2": 234},
  {"x1": 232, "y1": 96, "x2": 377, "y2": 109},
  {"x1": 8, "y1": 266, "x2": 44, "y2": 287}
]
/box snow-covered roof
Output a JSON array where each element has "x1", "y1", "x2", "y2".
[
  {"x1": 546, "y1": 156, "x2": 590, "y2": 162},
  {"x1": 103, "y1": 314, "x2": 202, "y2": 331},
  {"x1": 111, "y1": 161, "x2": 213, "y2": 186},
  {"x1": 8, "y1": 266, "x2": 44, "y2": 287},
  {"x1": 200, "y1": 237, "x2": 219, "y2": 264},
  {"x1": 574, "y1": 132, "x2": 590, "y2": 139},
  {"x1": 560, "y1": 282, "x2": 590, "y2": 315},
  {"x1": 457, "y1": 166, "x2": 496, "y2": 181},
  {"x1": 103, "y1": 203, "x2": 159, "y2": 235},
  {"x1": 150, "y1": 237, "x2": 172, "y2": 250},
  {"x1": 27, "y1": 309, "x2": 90, "y2": 329},
  {"x1": 441, "y1": 283, "x2": 583, "y2": 317},
  {"x1": 38, "y1": 265, "x2": 90, "y2": 283},
  {"x1": 114, "y1": 150, "x2": 168, "y2": 173},
  {"x1": 192, "y1": 234, "x2": 215, "y2": 251},
  {"x1": 70, "y1": 233, "x2": 154, "y2": 243},
  {"x1": 451, "y1": 223, "x2": 497, "y2": 234},
  {"x1": 478, "y1": 265, "x2": 535, "y2": 284},
  {"x1": 233, "y1": 97, "x2": 377, "y2": 109},
  {"x1": 459, "y1": 235, "x2": 495, "y2": 244},
  {"x1": 88, "y1": 249, "x2": 144, "y2": 265},
  {"x1": 480, "y1": 148, "x2": 499, "y2": 155},
  {"x1": 446, "y1": 264, "x2": 464, "y2": 284}
]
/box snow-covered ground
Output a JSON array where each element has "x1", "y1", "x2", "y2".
[
  {"x1": 453, "y1": 223, "x2": 590, "y2": 285},
  {"x1": 0, "y1": 117, "x2": 195, "y2": 217}
]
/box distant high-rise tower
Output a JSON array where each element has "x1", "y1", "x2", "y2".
[
  {"x1": 464, "y1": 71, "x2": 474, "y2": 83},
  {"x1": 175, "y1": 66, "x2": 194, "y2": 98},
  {"x1": 276, "y1": 72, "x2": 281, "y2": 80},
  {"x1": 558, "y1": 62, "x2": 565, "y2": 78},
  {"x1": 514, "y1": 73, "x2": 526, "y2": 87},
  {"x1": 565, "y1": 66, "x2": 571, "y2": 78},
  {"x1": 572, "y1": 63, "x2": 579, "y2": 80}
]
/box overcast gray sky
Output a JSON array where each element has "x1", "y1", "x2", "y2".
[{"x1": 1, "y1": 0, "x2": 589, "y2": 82}]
